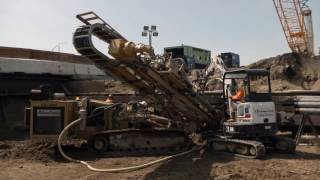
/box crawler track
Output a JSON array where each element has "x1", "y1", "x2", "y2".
[
  {"x1": 209, "y1": 137, "x2": 266, "y2": 159},
  {"x1": 88, "y1": 129, "x2": 190, "y2": 156}
]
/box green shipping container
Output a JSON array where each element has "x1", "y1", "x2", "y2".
[{"x1": 164, "y1": 45, "x2": 211, "y2": 69}]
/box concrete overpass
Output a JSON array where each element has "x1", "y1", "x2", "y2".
[{"x1": 0, "y1": 47, "x2": 109, "y2": 136}]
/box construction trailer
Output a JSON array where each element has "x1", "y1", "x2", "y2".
[
  {"x1": 164, "y1": 45, "x2": 211, "y2": 69},
  {"x1": 220, "y1": 52, "x2": 240, "y2": 68}
]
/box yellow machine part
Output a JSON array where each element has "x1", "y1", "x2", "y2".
[
  {"x1": 29, "y1": 100, "x2": 78, "y2": 138},
  {"x1": 108, "y1": 39, "x2": 153, "y2": 60}
]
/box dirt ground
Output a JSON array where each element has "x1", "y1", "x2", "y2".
[{"x1": 0, "y1": 140, "x2": 320, "y2": 180}]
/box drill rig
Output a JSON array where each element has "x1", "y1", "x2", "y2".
[
  {"x1": 69, "y1": 11, "x2": 221, "y2": 155},
  {"x1": 26, "y1": 11, "x2": 297, "y2": 160},
  {"x1": 69, "y1": 12, "x2": 298, "y2": 158}
]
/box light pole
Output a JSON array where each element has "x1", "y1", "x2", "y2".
[{"x1": 142, "y1": 25, "x2": 158, "y2": 48}]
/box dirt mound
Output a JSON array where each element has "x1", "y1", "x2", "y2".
[
  {"x1": 0, "y1": 140, "x2": 57, "y2": 163},
  {"x1": 248, "y1": 53, "x2": 320, "y2": 91}
]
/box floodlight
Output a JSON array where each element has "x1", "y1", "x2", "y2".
[
  {"x1": 152, "y1": 32, "x2": 158, "y2": 37},
  {"x1": 141, "y1": 25, "x2": 158, "y2": 48},
  {"x1": 142, "y1": 31, "x2": 148, "y2": 37},
  {"x1": 151, "y1": 25, "x2": 157, "y2": 31}
]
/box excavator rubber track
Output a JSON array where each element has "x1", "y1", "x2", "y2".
[
  {"x1": 88, "y1": 129, "x2": 190, "y2": 156},
  {"x1": 208, "y1": 137, "x2": 266, "y2": 159}
]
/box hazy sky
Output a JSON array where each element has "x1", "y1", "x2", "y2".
[{"x1": 0, "y1": 0, "x2": 319, "y2": 65}]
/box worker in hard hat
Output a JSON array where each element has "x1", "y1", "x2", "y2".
[
  {"x1": 230, "y1": 86, "x2": 245, "y2": 101},
  {"x1": 228, "y1": 81, "x2": 246, "y2": 121}
]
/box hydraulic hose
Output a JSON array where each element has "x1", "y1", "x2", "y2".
[
  {"x1": 57, "y1": 117, "x2": 203, "y2": 173},
  {"x1": 89, "y1": 103, "x2": 122, "y2": 117}
]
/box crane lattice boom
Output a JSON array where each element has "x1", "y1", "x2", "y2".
[{"x1": 273, "y1": 0, "x2": 312, "y2": 55}]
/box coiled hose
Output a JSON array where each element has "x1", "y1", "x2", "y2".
[{"x1": 57, "y1": 118, "x2": 203, "y2": 173}]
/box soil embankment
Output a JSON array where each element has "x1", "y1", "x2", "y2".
[{"x1": 248, "y1": 53, "x2": 320, "y2": 91}]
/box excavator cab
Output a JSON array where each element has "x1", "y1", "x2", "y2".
[{"x1": 222, "y1": 69, "x2": 277, "y2": 138}]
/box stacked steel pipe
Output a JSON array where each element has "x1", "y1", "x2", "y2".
[{"x1": 277, "y1": 96, "x2": 320, "y2": 115}]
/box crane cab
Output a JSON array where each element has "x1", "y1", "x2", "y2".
[{"x1": 222, "y1": 69, "x2": 277, "y2": 138}]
